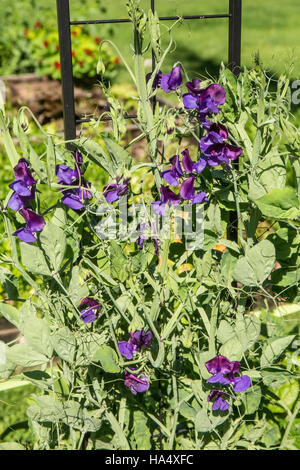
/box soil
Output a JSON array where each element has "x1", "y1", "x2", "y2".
[{"x1": 1, "y1": 73, "x2": 108, "y2": 126}]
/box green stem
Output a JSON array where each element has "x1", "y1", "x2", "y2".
[{"x1": 280, "y1": 398, "x2": 300, "y2": 450}]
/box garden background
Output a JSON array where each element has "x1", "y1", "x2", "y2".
[{"x1": 0, "y1": 0, "x2": 299, "y2": 449}]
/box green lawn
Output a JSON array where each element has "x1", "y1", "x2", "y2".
[{"x1": 69, "y1": 0, "x2": 300, "y2": 82}]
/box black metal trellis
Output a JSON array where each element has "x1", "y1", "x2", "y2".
[{"x1": 56, "y1": 0, "x2": 242, "y2": 143}]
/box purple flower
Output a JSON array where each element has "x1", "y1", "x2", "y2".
[
  {"x1": 56, "y1": 165, "x2": 80, "y2": 185},
  {"x1": 151, "y1": 185, "x2": 181, "y2": 216},
  {"x1": 74, "y1": 151, "x2": 83, "y2": 166},
  {"x1": 118, "y1": 341, "x2": 134, "y2": 360},
  {"x1": 130, "y1": 330, "x2": 154, "y2": 350},
  {"x1": 146, "y1": 70, "x2": 163, "y2": 89},
  {"x1": 205, "y1": 355, "x2": 251, "y2": 393},
  {"x1": 57, "y1": 153, "x2": 92, "y2": 210},
  {"x1": 135, "y1": 223, "x2": 159, "y2": 256},
  {"x1": 200, "y1": 123, "x2": 243, "y2": 167},
  {"x1": 183, "y1": 83, "x2": 226, "y2": 119},
  {"x1": 13, "y1": 208, "x2": 45, "y2": 243},
  {"x1": 161, "y1": 155, "x2": 184, "y2": 186},
  {"x1": 160, "y1": 66, "x2": 182, "y2": 93},
  {"x1": 13, "y1": 159, "x2": 36, "y2": 187},
  {"x1": 181, "y1": 149, "x2": 207, "y2": 175},
  {"x1": 103, "y1": 177, "x2": 130, "y2": 203},
  {"x1": 186, "y1": 79, "x2": 202, "y2": 95},
  {"x1": 179, "y1": 176, "x2": 208, "y2": 205},
  {"x1": 118, "y1": 329, "x2": 154, "y2": 360},
  {"x1": 7, "y1": 187, "x2": 35, "y2": 212},
  {"x1": 207, "y1": 389, "x2": 230, "y2": 411},
  {"x1": 79, "y1": 297, "x2": 101, "y2": 324},
  {"x1": 8, "y1": 159, "x2": 36, "y2": 212},
  {"x1": 124, "y1": 370, "x2": 149, "y2": 395},
  {"x1": 61, "y1": 181, "x2": 92, "y2": 210}
]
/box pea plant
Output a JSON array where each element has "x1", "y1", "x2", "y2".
[{"x1": 0, "y1": 1, "x2": 299, "y2": 450}]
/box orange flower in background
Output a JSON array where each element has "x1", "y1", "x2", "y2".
[
  {"x1": 177, "y1": 263, "x2": 193, "y2": 274},
  {"x1": 84, "y1": 49, "x2": 94, "y2": 57},
  {"x1": 54, "y1": 61, "x2": 61, "y2": 71},
  {"x1": 34, "y1": 21, "x2": 42, "y2": 29},
  {"x1": 72, "y1": 50, "x2": 76, "y2": 58},
  {"x1": 114, "y1": 57, "x2": 121, "y2": 65},
  {"x1": 95, "y1": 37, "x2": 102, "y2": 45},
  {"x1": 214, "y1": 243, "x2": 227, "y2": 253},
  {"x1": 24, "y1": 28, "x2": 30, "y2": 37},
  {"x1": 43, "y1": 41, "x2": 49, "y2": 48}
]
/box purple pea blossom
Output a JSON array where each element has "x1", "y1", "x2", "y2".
[
  {"x1": 207, "y1": 389, "x2": 230, "y2": 411},
  {"x1": 79, "y1": 297, "x2": 101, "y2": 324},
  {"x1": 56, "y1": 152, "x2": 93, "y2": 210},
  {"x1": 146, "y1": 70, "x2": 163, "y2": 89},
  {"x1": 13, "y1": 208, "x2": 45, "y2": 243},
  {"x1": 135, "y1": 223, "x2": 159, "y2": 256},
  {"x1": 8, "y1": 159, "x2": 36, "y2": 211},
  {"x1": 160, "y1": 66, "x2": 182, "y2": 93},
  {"x1": 118, "y1": 329, "x2": 154, "y2": 360},
  {"x1": 205, "y1": 355, "x2": 251, "y2": 393},
  {"x1": 151, "y1": 185, "x2": 181, "y2": 216},
  {"x1": 179, "y1": 176, "x2": 208, "y2": 204},
  {"x1": 124, "y1": 370, "x2": 149, "y2": 395},
  {"x1": 181, "y1": 149, "x2": 207, "y2": 175},
  {"x1": 103, "y1": 177, "x2": 130, "y2": 203},
  {"x1": 200, "y1": 125, "x2": 243, "y2": 167},
  {"x1": 183, "y1": 83, "x2": 226, "y2": 120},
  {"x1": 161, "y1": 155, "x2": 184, "y2": 186}
]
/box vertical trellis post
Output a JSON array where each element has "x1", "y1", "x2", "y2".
[
  {"x1": 228, "y1": 0, "x2": 242, "y2": 76},
  {"x1": 56, "y1": 0, "x2": 76, "y2": 147},
  {"x1": 228, "y1": 0, "x2": 242, "y2": 243}
]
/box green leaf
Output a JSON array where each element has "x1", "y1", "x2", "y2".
[
  {"x1": 148, "y1": 9, "x2": 161, "y2": 60},
  {"x1": 0, "y1": 266, "x2": 19, "y2": 300},
  {"x1": 23, "y1": 318, "x2": 53, "y2": 358},
  {"x1": 260, "y1": 335, "x2": 295, "y2": 368},
  {"x1": 195, "y1": 409, "x2": 213, "y2": 433},
  {"x1": 267, "y1": 379, "x2": 299, "y2": 413},
  {"x1": 103, "y1": 136, "x2": 132, "y2": 169},
  {"x1": 27, "y1": 395, "x2": 63, "y2": 423},
  {"x1": 179, "y1": 401, "x2": 197, "y2": 421},
  {"x1": 6, "y1": 343, "x2": 48, "y2": 369},
  {"x1": 217, "y1": 320, "x2": 235, "y2": 344},
  {"x1": 76, "y1": 332, "x2": 107, "y2": 366},
  {"x1": 0, "y1": 302, "x2": 20, "y2": 329},
  {"x1": 233, "y1": 239, "x2": 275, "y2": 286},
  {"x1": 0, "y1": 442, "x2": 26, "y2": 450},
  {"x1": 219, "y1": 336, "x2": 243, "y2": 361},
  {"x1": 29, "y1": 146, "x2": 48, "y2": 182},
  {"x1": 20, "y1": 243, "x2": 51, "y2": 276},
  {"x1": 92, "y1": 345, "x2": 120, "y2": 373},
  {"x1": 242, "y1": 385, "x2": 262, "y2": 415},
  {"x1": 257, "y1": 150, "x2": 286, "y2": 192},
  {"x1": 46, "y1": 136, "x2": 56, "y2": 182},
  {"x1": 254, "y1": 187, "x2": 300, "y2": 220},
  {"x1": 133, "y1": 410, "x2": 151, "y2": 450},
  {"x1": 0, "y1": 111, "x2": 19, "y2": 167},
  {"x1": 68, "y1": 266, "x2": 89, "y2": 305},
  {"x1": 39, "y1": 221, "x2": 67, "y2": 272},
  {"x1": 51, "y1": 327, "x2": 76, "y2": 363},
  {"x1": 82, "y1": 139, "x2": 115, "y2": 177},
  {"x1": 235, "y1": 314, "x2": 261, "y2": 351},
  {"x1": 110, "y1": 240, "x2": 129, "y2": 282}
]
